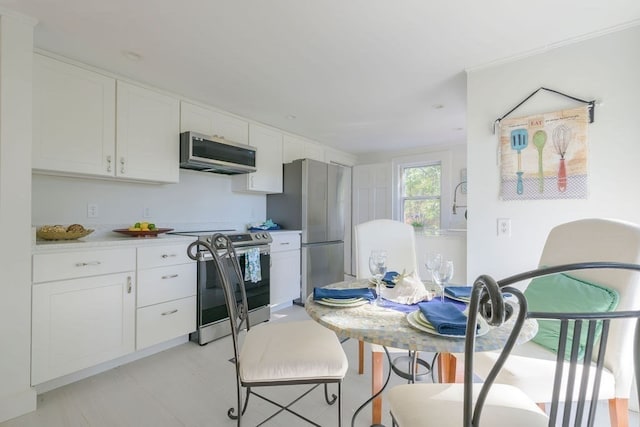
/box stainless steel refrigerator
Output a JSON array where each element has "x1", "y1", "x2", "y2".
[{"x1": 267, "y1": 159, "x2": 347, "y2": 302}]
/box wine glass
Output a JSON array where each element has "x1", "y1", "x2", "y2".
[
  {"x1": 368, "y1": 250, "x2": 387, "y2": 306},
  {"x1": 432, "y1": 260, "x2": 454, "y2": 302},
  {"x1": 425, "y1": 252, "x2": 442, "y2": 285}
]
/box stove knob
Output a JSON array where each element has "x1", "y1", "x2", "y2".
[
  {"x1": 214, "y1": 236, "x2": 225, "y2": 247},
  {"x1": 255, "y1": 234, "x2": 261, "y2": 239},
  {"x1": 262, "y1": 232, "x2": 269, "y2": 239}
]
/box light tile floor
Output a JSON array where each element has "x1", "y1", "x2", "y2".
[{"x1": 1, "y1": 305, "x2": 637, "y2": 426}]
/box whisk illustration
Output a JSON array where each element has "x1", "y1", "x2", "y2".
[{"x1": 552, "y1": 124, "x2": 571, "y2": 192}]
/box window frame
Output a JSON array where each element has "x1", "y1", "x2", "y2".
[
  {"x1": 392, "y1": 151, "x2": 452, "y2": 230},
  {"x1": 399, "y1": 162, "x2": 442, "y2": 229}
]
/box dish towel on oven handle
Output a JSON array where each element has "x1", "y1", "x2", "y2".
[{"x1": 244, "y1": 247, "x2": 261, "y2": 283}]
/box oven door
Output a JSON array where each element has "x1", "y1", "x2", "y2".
[{"x1": 196, "y1": 245, "x2": 270, "y2": 328}]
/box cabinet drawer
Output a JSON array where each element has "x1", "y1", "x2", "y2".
[
  {"x1": 137, "y1": 243, "x2": 193, "y2": 269},
  {"x1": 33, "y1": 248, "x2": 136, "y2": 283},
  {"x1": 136, "y1": 296, "x2": 196, "y2": 350},
  {"x1": 270, "y1": 232, "x2": 301, "y2": 252},
  {"x1": 137, "y1": 263, "x2": 196, "y2": 307}
]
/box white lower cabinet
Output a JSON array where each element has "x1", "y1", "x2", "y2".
[
  {"x1": 31, "y1": 271, "x2": 136, "y2": 385},
  {"x1": 270, "y1": 231, "x2": 302, "y2": 307},
  {"x1": 31, "y1": 241, "x2": 196, "y2": 384},
  {"x1": 135, "y1": 244, "x2": 197, "y2": 350}
]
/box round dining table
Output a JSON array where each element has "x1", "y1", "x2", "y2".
[{"x1": 305, "y1": 279, "x2": 538, "y2": 427}]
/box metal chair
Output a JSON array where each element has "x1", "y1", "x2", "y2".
[
  {"x1": 187, "y1": 234, "x2": 348, "y2": 426},
  {"x1": 387, "y1": 262, "x2": 640, "y2": 427},
  {"x1": 473, "y1": 218, "x2": 640, "y2": 426}
]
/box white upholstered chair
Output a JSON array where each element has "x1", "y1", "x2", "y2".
[
  {"x1": 473, "y1": 218, "x2": 640, "y2": 427},
  {"x1": 188, "y1": 234, "x2": 348, "y2": 426},
  {"x1": 354, "y1": 219, "x2": 421, "y2": 424},
  {"x1": 388, "y1": 258, "x2": 640, "y2": 427}
]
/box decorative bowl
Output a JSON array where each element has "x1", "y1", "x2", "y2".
[{"x1": 36, "y1": 228, "x2": 94, "y2": 241}]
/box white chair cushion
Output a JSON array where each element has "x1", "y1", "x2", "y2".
[
  {"x1": 473, "y1": 342, "x2": 616, "y2": 403},
  {"x1": 239, "y1": 320, "x2": 348, "y2": 383},
  {"x1": 388, "y1": 383, "x2": 548, "y2": 427}
]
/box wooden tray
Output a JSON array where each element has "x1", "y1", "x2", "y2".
[{"x1": 112, "y1": 228, "x2": 173, "y2": 237}]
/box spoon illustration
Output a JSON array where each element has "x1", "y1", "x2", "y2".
[{"x1": 532, "y1": 130, "x2": 547, "y2": 193}]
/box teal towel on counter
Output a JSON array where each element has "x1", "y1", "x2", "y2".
[
  {"x1": 244, "y1": 247, "x2": 261, "y2": 283},
  {"x1": 418, "y1": 301, "x2": 470, "y2": 336},
  {"x1": 313, "y1": 287, "x2": 375, "y2": 301}
]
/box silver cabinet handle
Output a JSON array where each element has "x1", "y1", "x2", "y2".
[
  {"x1": 279, "y1": 242, "x2": 290, "y2": 245},
  {"x1": 127, "y1": 276, "x2": 132, "y2": 294},
  {"x1": 161, "y1": 274, "x2": 179, "y2": 279},
  {"x1": 120, "y1": 157, "x2": 125, "y2": 174},
  {"x1": 161, "y1": 309, "x2": 178, "y2": 316},
  {"x1": 161, "y1": 254, "x2": 177, "y2": 258},
  {"x1": 76, "y1": 261, "x2": 101, "y2": 267},
  {"x1": 106, "y1": 155, "x2": 112, "y2": 172}
]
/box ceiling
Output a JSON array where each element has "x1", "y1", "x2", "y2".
[{"x1": 3, "y1": 1, "x2": 640, "y2": 154}]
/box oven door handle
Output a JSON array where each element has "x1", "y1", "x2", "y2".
[{"x1": 195, "y1": 245, "x2": 270, "y2": 261}]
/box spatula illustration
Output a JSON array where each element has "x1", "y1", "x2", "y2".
[
  {"x1": 532, "y1": 130, "x2": 547, "y2": 193},
  {"x1": 510, "y1": 129, "x2": 528, "y2": 195}
]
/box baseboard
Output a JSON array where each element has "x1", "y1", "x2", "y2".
[
  {"x1": 0, "y1": 388, "x2": 37, "y2": 423},
  {"x1": 34, "y1": 335, "x2": 188, "y2": 394}
]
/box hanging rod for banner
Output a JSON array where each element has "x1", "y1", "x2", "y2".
[{"x1": 493, "y1": 87, "x2": 595, "y2": 134}]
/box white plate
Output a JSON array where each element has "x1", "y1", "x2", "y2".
[
  {"x1": 444, "y1": 294, "x2": 470, "y2": 303},
  {"x1": 315, "y1": 298, "x2": 369, "y2": 308},
  {"x1": 322, "y1": 297, "x2": 362, "y2": 304},
  {"x1": 406, "y1": 310, "x2": 490, "y2": 338}
]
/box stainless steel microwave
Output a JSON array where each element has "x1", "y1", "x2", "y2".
[{"x1": 179, "y1": 131, "x2": 257, "y2": 175}]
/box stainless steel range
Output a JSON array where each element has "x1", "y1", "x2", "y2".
[{"x1": 172, "y1": 230, "x2": 272, "y2": 345}]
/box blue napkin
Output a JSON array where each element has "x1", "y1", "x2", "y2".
[
  {"x1": 313, "y1": 287, "x2": 375, "y2": 301},
  {"x1": 445, "y1": 286, "x2": 472, "y2": 299},
  {"x1": 418, "y1": 301, "x2": 470, "y2": 336},
  {"x1": 383, "y1": 271, "x2": 399, "y2": 287}
]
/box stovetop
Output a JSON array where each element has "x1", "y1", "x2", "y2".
[{"x1": 169, "y1": 229, "x2": 272, "y2": 246}]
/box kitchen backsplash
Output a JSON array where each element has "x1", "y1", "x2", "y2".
[{"x1": 32, "y1": 169, "x2": 266, "y2": 232}]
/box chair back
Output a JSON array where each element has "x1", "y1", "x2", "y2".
[
  {"x1": 465, "y1": 262, "x2": 640, "y2": 427},
  {"x1": 354, "y1": 219, "x2": 417, "y2": 279},
  {"x1": 187, "y1": 234, "x2": 249, "y2": 373},
  {"x1": 537, "y1": 218, "x2": 640, "y2": 397}
]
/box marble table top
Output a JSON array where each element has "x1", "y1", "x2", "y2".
[{"x1": 305, "y1": 279, "x2": 538, "y2": 353}]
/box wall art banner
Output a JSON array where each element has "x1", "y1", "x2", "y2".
[{"x1": 499, "y1": 105, "x2": 589, "y2": 200}]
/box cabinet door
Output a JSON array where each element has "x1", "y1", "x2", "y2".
[
  {"x1": 283, "y1": 134, "x2": 325, "y2": 163},
  {"x1": 233, "y1": 123, "x2": 283, "y2": 193},
  {"x1": 180, "y1": 101, "x2": 249, "y2": 144},
  {"x1": 270, "y1": 250, "x2": 301, "y2": 306},
  {"x1": 116, "y1": 81, "x2": 180, "y2": 183},
  {"x1": 31, "y1": 272, "x2": 136, "y2": 384},
  {"x1": 33, "y1": 54, "x2": 116, "y2": 177}
]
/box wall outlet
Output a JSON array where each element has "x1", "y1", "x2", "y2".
[
  {"x1": 497, "y1": 218, "x2": 511, "y2": 237},
  {"x1": 143, "y1": 207, "x2": 152, "y2": 218},
  {"x1": 87, "y1": 203, "x2": 99, "y2": 218}
]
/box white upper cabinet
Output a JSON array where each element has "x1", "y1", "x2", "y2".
[
  {"x1": 232, "y1": 123, "x2": 283, "y2": 193},
  {"x1": 283, "y1": 134, "x2": 325, "y2": 163},
  {"x1": 116, "y1": 81, "x2": 180, "y2": 183},
  {"x1": 180, "y1": 101, "x2": 249, "y2": 144},
  {"x1": 33, "y1": 54, "x2": 180, "y2": 183},
  {"x1": 33, "y1": 54, "x2": 116, "y2": 177}
]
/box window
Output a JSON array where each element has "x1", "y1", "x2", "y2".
[{"x1": 400, "y1": 163, "x2": 441, "y2": 229}]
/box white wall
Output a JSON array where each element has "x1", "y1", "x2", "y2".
[
  {"x1": 356, "y1": 143, "x2": 468, "y2": 230},
  {"x1": 32, "y1": 170, "x2": 266, "y2": 231},
  {"x1": 0, "y1": 10, "x2": 37, "y2": 422},
  {"x1": 466, "y1": 25, "x2": 640, "y2": 283}
]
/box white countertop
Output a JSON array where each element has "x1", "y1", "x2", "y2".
[{"x1": 33, "y1": 233, "x2": 196, "y2": 253}]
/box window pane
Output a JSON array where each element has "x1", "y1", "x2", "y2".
[
  {"x1": 403, "y1": 199, "x2": 440, "y2": 229},
  {"x1": 402, "y1": 165, "x2": 441, "y2": 197}
]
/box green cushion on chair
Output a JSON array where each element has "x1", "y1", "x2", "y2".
[{"x1": 524, "y1": 273, "x2": 619, "y2": 360}]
